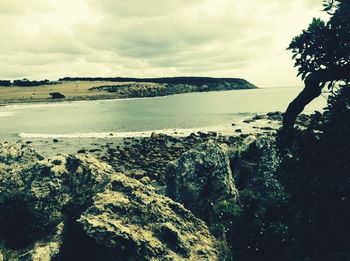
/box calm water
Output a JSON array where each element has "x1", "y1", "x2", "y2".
[{"x1": 0, "y1": 87, "x2": 327, "y2": 140}]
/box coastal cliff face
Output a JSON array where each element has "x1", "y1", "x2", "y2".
[{"x1": 0, "y1": 142, "x2": 222, "y2": 261}]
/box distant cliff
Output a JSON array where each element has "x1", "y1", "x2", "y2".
[
  {"x1": 59, "y1": 76, "x2": 256, "y2": 87},
  {"x1": 0, "y1": 76, "x2": 256, "y2": 103},
  {"x1": 83, "y1": 77, "x2": 257, "y2": 98}
]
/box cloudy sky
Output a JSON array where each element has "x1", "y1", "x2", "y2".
[{"x1": 0, "y1": 0, "x2": 325, "y2": 86}]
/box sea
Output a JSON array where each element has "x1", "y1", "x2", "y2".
[{"x1": 0, "y1": 86, "x2": 328, "y2": 141}]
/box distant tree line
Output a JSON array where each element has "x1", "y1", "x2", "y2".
[
  {"x1": 59, "y1": 76, "x2": 257, "y2": 88},
  {"x1": 0, "y1": 79, "x2": 56, "y2": 87},
  {"x1": 0, "y1": 80, "x2": 11, "y2": 87}
]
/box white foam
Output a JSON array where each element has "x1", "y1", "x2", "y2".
[
  {"x1": 18, "y1": 124, "x2": 240, "y2": 139},
  {"x1": 18, "y1": 119, "x2": 281, "y2": 139}
]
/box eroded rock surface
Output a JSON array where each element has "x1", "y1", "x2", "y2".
[
  {"x1": 0, "y1": 142, "x2": 222, "y2": 260},
  {"x1": 232, "y1": 135, "x2": 282, "y2": 193},
  {"x1": 79, "y1": 174, "x2": 220, "y2": 260},
  {"x1": 166, "y1": 141, "x2": 238, "y2": 223}
]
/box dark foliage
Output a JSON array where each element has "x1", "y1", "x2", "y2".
[
  {"x1": 49, "y1": 92, "x2": 65, "y2": 99},
  {"x1": 283, "y1": 0, "x2": 350, "y2": 128},
  {"x1": 288, "y1": 0, "x2": 350, "y2": 82},
  {"x1": 224, "y1": 87, "x2": 350, "y2": 261},
  {"x1": 0, "y1": 80, "x2": 11, "y2": 87},
  {"x1": 277, "y1": 87, "x2": 350, "y2": 260},
  {"x1": 13, "y1": 79, "x2": 51, "y2": 87}
]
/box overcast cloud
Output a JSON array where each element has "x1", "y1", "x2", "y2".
[{"x1": 0, "y1": 0, "x2": 325, "y2": 86}]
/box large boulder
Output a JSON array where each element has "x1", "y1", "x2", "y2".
[
  {"x1": 0, "y1": 143, "x2": 223, "y2": 260},
  {"x1": 231, "y1": 135, "x2": 282, "y2": 193},
  {"x1": 0, "y1": 142, "x2": 112, "y2": 260},
  {"x1": 166, "y1": 141, "x2": 238, "y2": 224},
  {"x1": 79, "y1": 174, "x2": 221, "y2": 260}
]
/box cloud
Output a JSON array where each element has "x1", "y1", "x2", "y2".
[{"x1": 0, "y1": 0, "x2": 326, "y2": 86}]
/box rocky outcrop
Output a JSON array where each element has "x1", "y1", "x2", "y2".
[
  {"x1": 79, "y1": 174, "x2": 220, "y2": 260},
  {"x1": 0, "y1": 143, "x2": 222, "y2": 260},
  {"x1": 231, "y1": 135, "x2": 283, "y2": 196},
  {"x1": 166, "y1": 141, "x2": 238, "y2": 224}
]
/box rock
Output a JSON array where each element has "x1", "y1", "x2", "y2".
[
  {"x1": 88, "y1": 148, "x2": 102, "y2": 153},
  {"x1": 77, "y1": 149, "x2": 86, "y2": 154},
  {"x1": 29, "y1": 222, "x2": 64, "y2": 261},
  {"x1": 150, "y1": 132, "x2": 160, "y2": 139},
  {"x1": 52, "y1": 158, "x2": 62, "y2": 165},
  {"x1": 139, "y1": 176, "x2": 151, "y2": 184},
  {"x1": 232, "y1": 135, "x2": 282, "y2": 194},
  {"x1": 53, "y1": 139, "x2": 59, "y2": 143},
  {"x1": 0, "y1": 144, "x2": 113, "y2": 260},
  {"x1": 266, "y1": 111, "x2": 283, "y2": 121},
  {"x1": 0, "y1": 143, "x2": 223, "y2": 260},
  {"x1": 235, "y1": 129, "x2": 242, "y2": 133},
  {"x1": 197, "y1": 131, "x2": 209, "y2": 138},
  {"x1": 79, "y1": 173, "x2": 221, "y2": 261},
  {"x1": 131, "y1": 169, "x2": 146, "y2": 179},
  {"x1": 172, "y1": 142, "x2": 184, "y2": 150},
  {"x1": 260, "y1": 126, "x2": 275, "y2": 131},
  {"x1": 166, "y1": 141, "x2": 238, "y2": 223},
  {"x1": 252, "y1": 114, "x2": 266, "y2": 120},
  {"x1": 0, "y1": 142, "x2": 43, "y2": 164},
  {"x1": 208, "y1": 131, "x2": 218, "y2": 137},
  {"x1": 49, "y1": 92, "x2": 65, "y2": 99}
]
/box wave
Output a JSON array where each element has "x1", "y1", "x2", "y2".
[
  {"x1": 18, "y1": 119, "x2": 280, "y2": 139},
  {"x1": 18, "y1": 125, "x2": 239, "y2": 139}
]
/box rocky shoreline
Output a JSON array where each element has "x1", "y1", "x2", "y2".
[
  {"x1": 0, "y1": 143, "x2": 224, "y2": 260},
  {"x1": 0, "y1": 112, "x2": 313, "y2": 260}
]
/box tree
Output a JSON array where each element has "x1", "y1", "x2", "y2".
[
  {"x1": 283, "y1": 0, "x2": 350, "y2": 129},
  {"x1": 0, "y1": 80, "x2": 11, "y2": 87}
]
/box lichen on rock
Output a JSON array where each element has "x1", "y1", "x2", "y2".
[
  {"x1": 0, "y1": 143, "x2": 223, "y2": 260},
  {"x1": 166, "y1": 140, "x2": 238, "y2": 224},
  {"x1": 79, "y1": 173, "x2": 220, "y2": 260}
]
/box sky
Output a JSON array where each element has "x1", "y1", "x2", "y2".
[{"x1": 0, "y1": 0, "x2": 327, "y2": 87}]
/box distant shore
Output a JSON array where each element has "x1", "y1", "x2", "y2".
[{"x1": 0, "y1": 78, "x2": 256, "y2": 105}]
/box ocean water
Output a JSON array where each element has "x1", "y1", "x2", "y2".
[{"x1": 0, "y1": 87, "x2": 327, "y2": 140}]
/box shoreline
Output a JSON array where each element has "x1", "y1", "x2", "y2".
[
  {"x1": 0, "y1": 80, "x2": 256, "y2": 106},
  {"x1": 11, "y1": 111, "x2": 291, "y2": 158},
  {"x1": 0, "y1": 94, "x2": 167, "y2": 108},
  {"x1": 0, "y1": 88, "x2": 257, "y2": 106}
]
